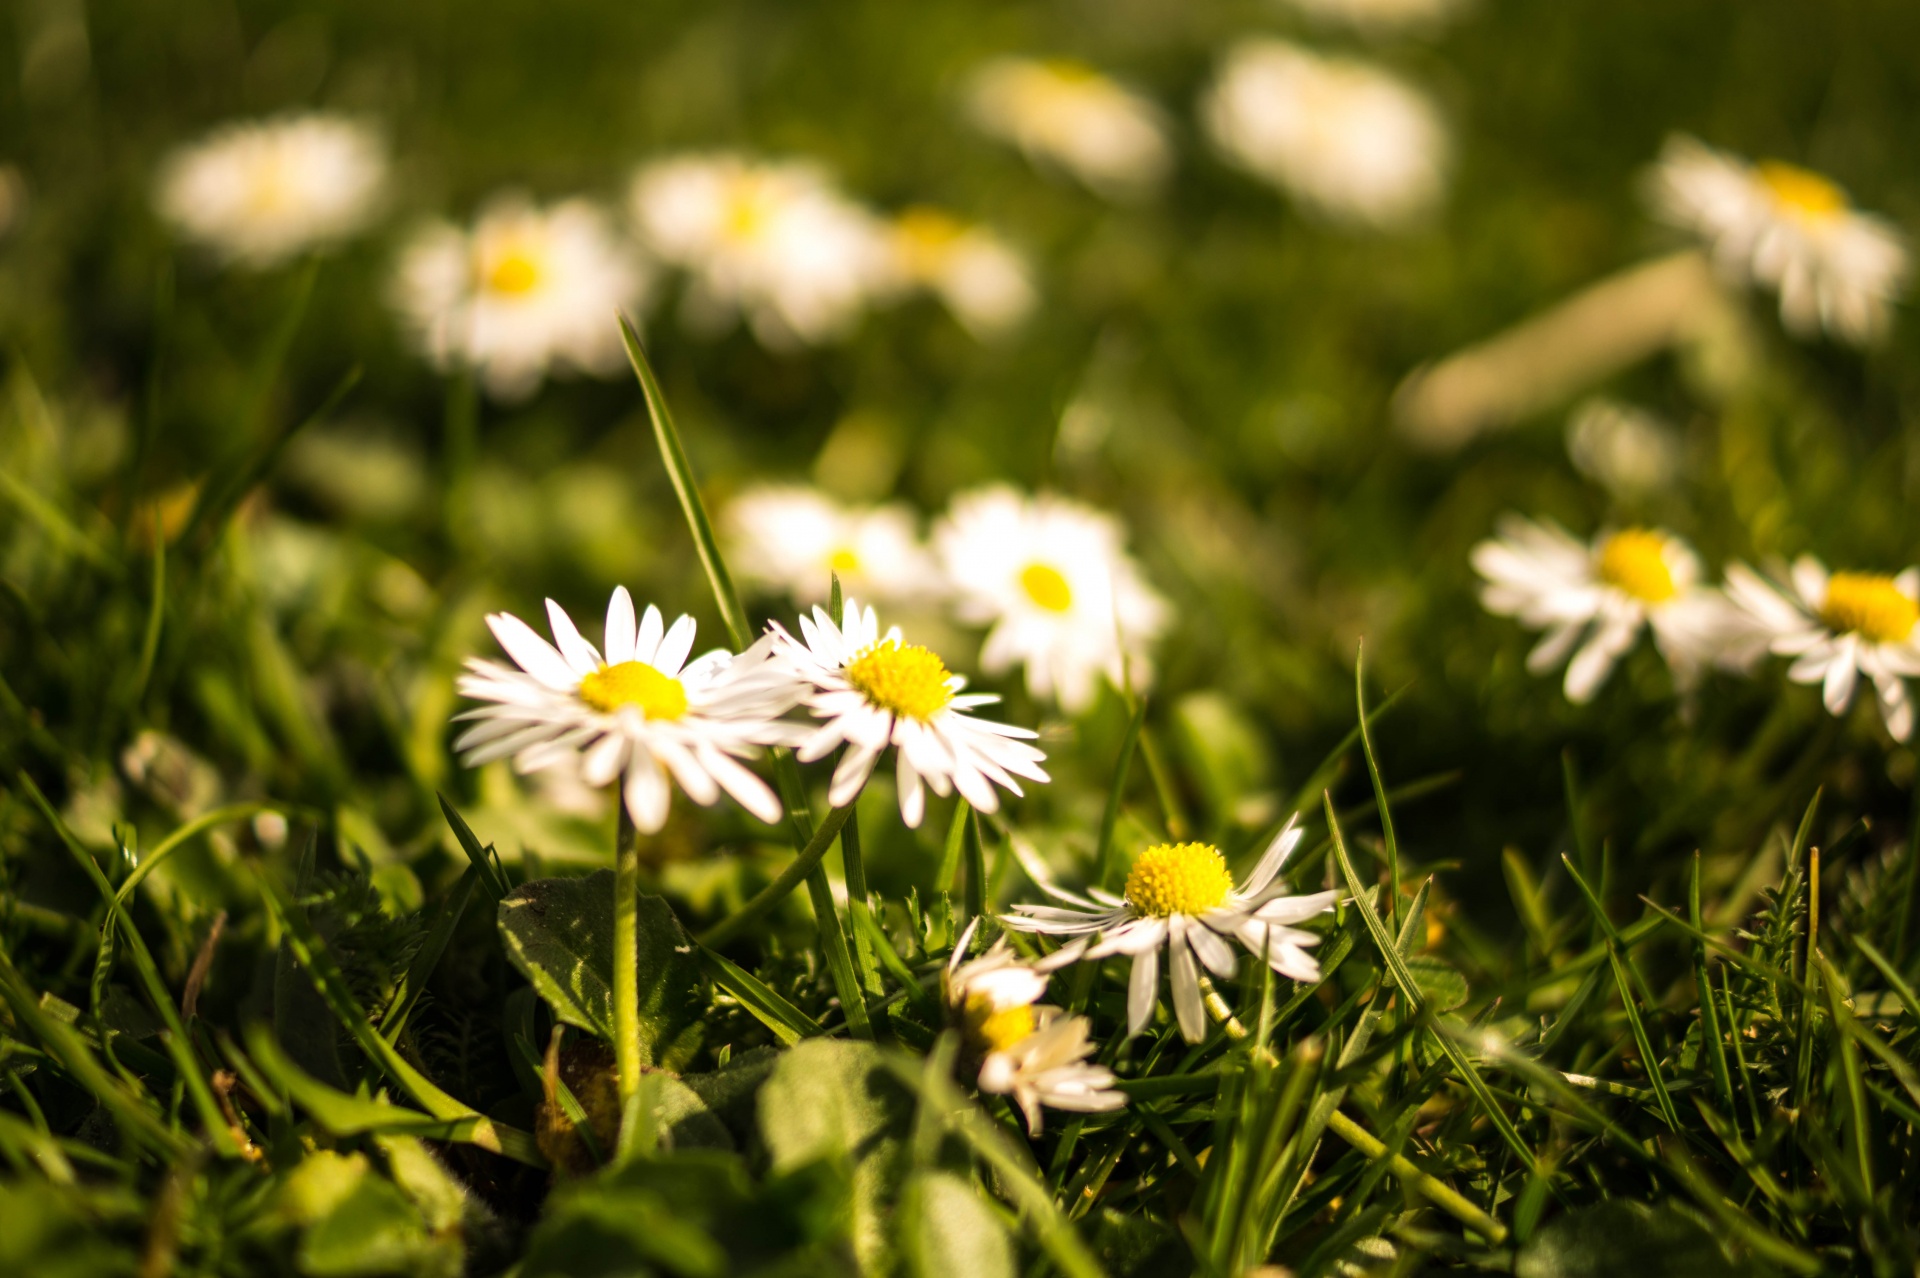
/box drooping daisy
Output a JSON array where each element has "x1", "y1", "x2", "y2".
[
  {"x1": 1725, "y1": 557, "x2": 1920, "y2": 741},
  {"x1": 1201, "y1": 39, "x2": 1448, "y2": 230},
  {"x1": 1004, "y1": 819, "x2": 1338, "y2": 1043},
  {"x1": 1281, "y1": 0, "x2": 1468, "y2": 36},
  {"x1": 884, "y1": 208, "x2": 1036, "y2": 338},
  {"x1": 156, "y1": 113, "x2": 386, "y2": 267},
  {"x1": 1472, "y1": 516, "x2": 1751, "y2": 703},
  {"x1": 722, "y1": 484, "x2": 935, "y2": 607},
  {"x1": 454, "y1": 588, "x2": 798, "y2": 834},
  {"x1": 964, "y1": 58, "x2": 1173, "y2": 200},
  {"x1": 771, "y1": 599, "x2": 1049, "y2": 828},
  {"x1": 1646, "y1": 135, "x2": 1910, "y2": 346},
  {"x1": 628, "y1": 153, "x2": 893, "y2": 348},
  {"x1": 393, "y1": 195, "x2": 649, "y2": 401},
  {"x1": 933, "y1": 485, "x2": 1168, "y2": 715}
]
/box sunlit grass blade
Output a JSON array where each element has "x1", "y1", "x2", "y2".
[
  {"x1": 696, "y1": 800, "x2": 856, "y2": 949},
  {"x1": 1322, "y1": 1108, "x2": 1506, "y2": 1242},
  {"x1": 1560, "y1": 852, "x2": 1680, "y2": 1131},
  {"x1": 437, "y1": 791, "x2": 512, "y2": 900},
  {"x1": 1354, "y1": 647, "x2": 1401, "y2": 932},
  {"x1": 1689, "y1": 852, "x2": 1736, "y2": 1120},
  {"x1": 694, "y1": 945, "x2": 822, "y2": 1044},
  {"x1": 378, "y1": 864, "x2": 477, "y2": 1043},
  {"x1": 1094, "y1": 693, "x2": 1148, "y2": 890}
]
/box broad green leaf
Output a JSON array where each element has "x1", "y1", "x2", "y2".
[
  {"x1": 901, "y1": 1172, "x2": 1014, "y2": 1278},
  {"x1": 298, "y1": 1172, "x2": 456, "y2": 1278},
  {"x1": 1515, "y1": 1201, "x2": 1736, "y2": 1278},
  {"x1": 1405, "y1": 956, "x2": 1469, "y2": 1012}
]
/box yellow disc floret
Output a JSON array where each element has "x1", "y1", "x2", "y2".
[
  {"x1": 577, "y1": 661, "x2": 689, "y2": 720},
  {"x1": 1819, "y1": 572, "x2": 1919, "y2": 644},
  {"x1": 962, "y1": 993, "x2": 1036, "y2": 1055},
  {"x1": 828, "y1": 546, "x2": 862, "y2": 576},
  {"x1": 846, "y1": 640, "x2": 955, "y2": 721},
  {"x1": 1597, "y1": 529, "x2": 1678, "y2": 604},
  {"x1": 485, "y1": 247, "x2": 544, "y2": 296},
  {"x1": 1020, "y1": 563, "x2": 1075, "y2": 613},
  {"x1": 1757, "y1": 160, "x2": 1847, "y2": 221},
  {"x1": 1125, "y1": 842, "x2": 1235, "y2": 918}
]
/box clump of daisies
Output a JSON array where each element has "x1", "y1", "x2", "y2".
[
  {"x1": 1280, "y1": 0, "x2": 1469, "y2": 36},
  {"x1": 1004, "y1": 818, "x2": 1337, "y2": 1043},
  {"x1": 883, "y1": 207, "x2": 1036, "y2": 339},
  {"x1": 1646, "y1": 134, "x2": 1910, "y2": 346},
  {"x1": 156, "y1": 113, "x2": 387, "y2": 267},
  {"x1": 964, "y1": 57, "x2": 1173, "y2": 200},
  {"x1": 392, "y1": 194, "x2": 649, "y2": 401},
  {"x1": 628, "y1": 152, "x2": 893, "y2": 349},
  {"x1": 722, "y1": 484, "x2": 936, "y2": 608},
  {"x1": 1201, "y1": 39, "x2": 1449, "y2": 231},
  {"x1": 934, "y1": 485, "x2": 1168, "y2": 715}
]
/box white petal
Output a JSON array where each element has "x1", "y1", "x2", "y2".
[
  {"x1": 1187, "y1": 922, "x2": 1239, "y2": 979},
  {"x1": 623, "y1": 755, "x2": 672, "y2": 833},
  {"x1": 1127, "y1": 945, "x2": 1159, "y2": 1038},
  {"x1": 488, "y1": 612, "x2": 578, "y2": 690},
  {"x1": 546, "y1": 599, "x2": 604, "y2": 675},
  {"x1": 1823, "y1": 637, "x2": 1859, "y2": 715},
  {"x1": 654, "y1": 615, "x2": 699, "y2": 677},
  {"x1": 605, "y1": 587, "x2": 638, "y2": 664},
  {"x1": 1168, "y1": 920, "x2": 1205, "y2": 1043},
  {"x1": 635, "y1": 605, "x2": 666, "y2": 666}
]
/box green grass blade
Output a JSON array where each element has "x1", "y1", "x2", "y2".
[
  {"x1": 436, "y1": 792, "x2": 512, "y2": 900},
  {"x1": 695, "y1": 946, "x2": 821, "y2": 1044},
  {"x1": 1560, "y1": 853, "x2": 1679, "y2": 1131},
  {"x1": 1689, "y1": 853, "x2": 1736, "y2": 1120},
  {"x1": 1093, "y1": 694, "x2": 1148, "y2": 890},
  {"x1": 377, "y1": 864, "x2": 477, "y2": 1043},
  {"x1": 1354, "y1": 647, "x2": 1401, "y2": 933},
  {"x1": 696, "y1": 800, "x2": 855, "y2": 948}
]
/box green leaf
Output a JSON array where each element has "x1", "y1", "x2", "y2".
[
  {"x1": 298, "y1": 1171, "x2": 455, "y2": 1278},
  {"x1": 1405, "y1": 956, "x2": 1469, "y2": 1012},
  {"x1": 1515, "y1": 1201, "x2": 1737, "y2": 1278},
  {"x1": 901, "y1": 1171, "x2": 1015, "y2": 1278}
]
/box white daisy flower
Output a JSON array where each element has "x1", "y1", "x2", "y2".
[
  {"x1": 964, "y1": 58, "x2": 1173, "y2": 200},
  {"x1": 1281, "y1": 0, "x2": 1468, "y2": 36},
  {"x1": 1646, "y1": 135, "x2": 1910, "y2": 346},
  {"x1": 1201, "y1": 39, "x2": 1448, "y2": 231},
  {"x1": 933, "y1": 485, "x2": 1168, "y2": 715},
  {"x1": 770, "y1": 599, "x2": 1049, "y2": 828},
  {"x1": 156, "y1": 113, "x2": 386, "y2": 268},
  {"x1": 1473, "y1": 516, "x2": 1752, "y2": 703},
  {"x1": 1003, "y1": 819, "x2": 1338, "y2": 1043},
  {"x1": 454, "y1": 587, "x2": 797, "y2": 834},
  {"x1": 1725, "y1": 557, "x2": 1920, "y2": 741},
  {"x1": 722, "y1": 484, "x2": 935, "y2": 607},
  {"x1": 885, "y1": 207, "x2": 1037, "y2": 339},
  {"x1": 393, "y1": 194, "x2": 649, "y2": 402},
  {"x1": 628, "y1": 152, "x2": 892, "y2": 348}
]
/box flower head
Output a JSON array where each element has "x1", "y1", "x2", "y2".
[
  {"x1": 722, "y1": 485, "x2": 935, "y2": 607},
  {"x1": 1726, "y1": 557, "x2": 1920, "y2": 740},
  {"x1": 885, "y1": 207, "x2": 1036, "y2": 338},
  {"x1": 1473, "y1": 515, "x2": 1753, "y2": 703},
  {"x1": 965, "y1": 58, "x2": 1173, "y2": 200},
  {"x1": 1280, "y1": 0, "x2": 1468, "y2": 35},
  {"x1": 771, "y1": 600, "x2": 1049, "y2": 827},
  {"x1": 933, "y1": 486, "x2": 1167, "y2": 714},
  {"x1": 1647, "y1": 135, "x2": 1910, "y2": 346},
  {"x1": 1202, "y1": 39, "x2": 1448, "y2": 230},
  {"x1": 393, "y1": 195, "x2": 649, "y2": 401},
  {"x1": 157, "y1": 114, "x2": 386, "y2": 267},
  {"x1": 1004, "y1": 819, "x2": 1337, "y2": 1042},
  {"x1": 454, "y1": 588, "x2": 797, "y2": 833}
]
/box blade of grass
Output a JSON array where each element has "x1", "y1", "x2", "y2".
[
  {"x1": 1560, "y1": 853, "x2": 1679, "y2": 1131},
  {"x1": 1322, "y1": 1108, "x2": 1506, "y2": 1243},
  {"x1": 694, "y1": 946, "x2": 821, "y2": 1044},
  {"x1": 378, "y1": 865, "x2": 477, "y2": 1043},
  {"x1": 1354, "y1": 647, "x2": 1400, "y2": 934},
  {"x1": 114, "y1": 802, "x2": 282, "y2": 904},
  {"x1": 183, "y1": 362, "x2": 360, "y2": 552},
  {"x1": 1813, "y1": 949, "x2": 1874, "y2": 1197},
  {"x1": 436, "y1": 792, "x2": 512, "y2": 901},
  {"x1": 1689, "y1": 852, "x2": 1736, "y2": 1121},
  {"x1": 1093, "y1": 694, "x2": 1148, "y2": 890},
  {"x1": 696, "y1": 800, "x2": 856, "y2": 948}
]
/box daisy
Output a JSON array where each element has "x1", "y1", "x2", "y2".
[
  {"x1": 156, "y1": 113, "x2": 386, "y2": 267},
  {"x1": 1281, "y1": 0, "x2": 1468, "y2": 35},
  {"x1": 454, "y1": 587, "x2": 797, "y2": 834},
  {"x1": 1646, "y1": 135, "x2": 1910, "y2": 346},
  {"x1": 628, "y1": 153, "x2": 892, "y2": 348},
  {"x1": 1725, "y1": 557, "x2": 1920, "y2": 741},
  {"x1": 1564, "y1": 398, "x2": 1683, "y2": 500},
  {"x1": 1472, "y1": 515, "x2": 1750, "y2": 703},
  {"x1": 884, "y1": 207, "x2": 1036, "y2": 338},
  {"x1": 393, "y1": 195, "x2": 648, "y2": 402},
  {"x1": 964, "y1": 58, "x2": 1173, "y2": 200},
  {"x1": 932, "y1": 485, "x2": 1168, "y2": 714},
  {"x1": 1003, "y1": 818, "x2": 1338, "y2": 1043},
  {"x1": 1201, "y1": 39, "x2": 1448, "y2": 230},
  {"x1": 771, "y1": 599, "x2": 1049, "y2": 828},
  {"x1": 722, "y1": 484, "x2": 935, "y2": 607}
]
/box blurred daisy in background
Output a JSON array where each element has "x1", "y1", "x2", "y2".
[
  {"x1": 1003, "y1": 819, "x2": 1337, "y2": 1042},
  {"x1": 1647, "y1": 135, "x2": 1910, "y2": 346},
  {"x1": 771, "y1": 599, "x2": 1049, "y2": 827},
  {"x1": 1726, "y1": 557, "x2": 1920, "y2": 740},
  {"x1": 1564, "y1": 398, "x2": 1685, "y2": 501},
  {"x1": 964, "y1": 57, "x2": 1173, "y2": 200},
  {"x1": 454, "y1": 587, "x2": 798, "y2": 833},
  {"x1": 1202, "y1": 39, "x2": 1448, "y2": 230},
  {"x1": 392, "y1": 195, "x2": 648, "y2": 401},
  {"x1": 1281, "y1": 0, "x2": 1469, "y2": 36},
  {"x1": 157, "y1": 113, "x2": 386, "y2": 267},
  {"x1": 629, "y1": 152, "x2": 893, "y2": 348},
  {"x1": 1473, "y1": 516, "x2": 1753, "y2": 703},
  {"x1": 934, "y1": 486, "x2": 1167, "y2": 714},
  {"x1": 883, "y1": 207, "x2": 1036, "y2": 339},
  {"x1": 722, "y1": 483, "x2": 936, "y2": 606}
]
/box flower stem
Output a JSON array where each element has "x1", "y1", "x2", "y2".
[{"x1": 612, "y1": 803, "x2": 641, "y2": 1107}]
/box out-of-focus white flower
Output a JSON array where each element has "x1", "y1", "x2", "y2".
[
  {"x1": 393, "y1": 195, "x2": 648, "y2": 401},
  {"x1": 1202, "y1": 39, "x2": 1447, "y2": 230},
  {"x1": 933, "y1": 485, "x2": 1167, "y2": 714},
  {"x1": 1647, "y1": 135, "x2": 1909, "y2": 346},
  {"x1": 964, "y1": 58, "x2": 1173, "y2": 200},
  {"x1": 1564, "y1": 399, "x2": 1685, "y2": 500},
  {"x1": 885, "y1": 208, "x2": 1036, "y2": 338},
  {"x1": 1473, "y1": 516, "x2": 1755, "y2": 703},
  {"x1": 629, "y1": 153, "x2": 892, "y2": 348},
  {"x1": 723, "y1": 484, "x2": 935, "y2": 607},
  {"x1": 156, "y1": 114, "x2": 386, "y2": 267},
  {"x1": 1726, "y1": 557, "x2": 1920, "y2": 741},
  {"x1": 1281, "y1": 0, "x2": 1468, "y2": 36}
]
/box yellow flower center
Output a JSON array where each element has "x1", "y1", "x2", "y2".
[
  {"x1": 1019, "y1": 563, "x2": 1074, "y2": 613},
  {"x1": 723, "y1": 175, "x2": 773, "y2": 241},
  {"x1": 1125, "y1": 842, "x2": 1235, "y2": 918},
  {"x1": 1041, "y1": 58, "x2": 1100, "y2": 86},
  {"x1": 1757, "y1": 161, "x2": 1847, "y2": 221},
  {"x1": 1819, "y1": 572, "x2": 1918, "y2": 644},
  {"x1": 245, "y1": 158, "x2": 292, "y2": 215},
  {"x1": 845, "y1": 640, "x2": 954, "y2": 721},
  {"x1": 894, "y1": 207, "x2": 965, "y2": 278},
  {"x1": 577, "y1": 661, "x2": 689, "y2": 720},
  {"x1": 828, "y1": 546, "x2": 862, "y2": 576},
  {"x1": 485, "y1": 246, "x2": 544, "y2": 296},
  {"x1": 962, "y1": 993, "x2": 1036, "y2": 1055},
  {"x1": 1597, "y1": 529, "x2": 1678, "y2": 604}
]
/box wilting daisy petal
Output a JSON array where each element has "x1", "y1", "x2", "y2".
[
  {"x1": 884, "y1": 207, "x2": 1037, "y2": 338},
  {"x1": 722, "y1": 484, "x2": 937, "y2": 607},
  {"x1": 964, "y1": 57, "x2": 1173, "y2": 200}
]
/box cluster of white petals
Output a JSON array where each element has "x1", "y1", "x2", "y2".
[{"x1": 965, "y1": 58, "x2": 1174, "y2": 200}]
